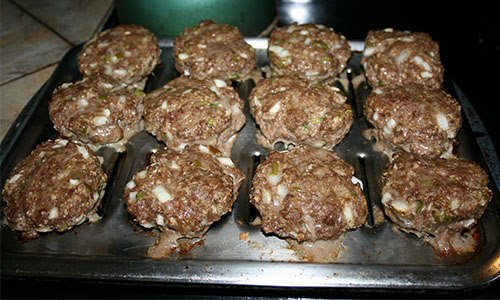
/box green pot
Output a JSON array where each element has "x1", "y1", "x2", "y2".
[{"x1": 115, "y1": 0, "x2": 277, "y2": 37}]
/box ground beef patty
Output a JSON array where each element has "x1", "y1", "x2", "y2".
[
  {"x1": 77, "y1": 24, "x2": 161, "y2": 85},
  {"x1": 364, "y1": 84, "x2": 462, "y2": 158},
  {"x1": 124, "y1": 145, "x2": 244, "y2": 258},
  {"x1": 143, "y1": 76, "x2": 245, "y2": 157},
  {"x1": 2, "y1": 139, "x2": 107, "y2": 240},
  {"x1": 361, "y1": 28, "x2": 444, "y2": 89},
  {"x1": 173, "y1": 20, "x2": 257, "y2": 80},
  {"x1": 381, "y1": 152, "x2": 492, "y2": 256},
  {"x1": 250, "y1": 146, "x2": 367, "y2": 242},
  {"x1": 268, "y1": 23, "x2": 351, "y2": 82},
  {"x1": 49, "y1": 74, "x2": 144, "y2": 152},
  {"x1": 250, "y1": 76, "x2": 353, "y2": 149}
]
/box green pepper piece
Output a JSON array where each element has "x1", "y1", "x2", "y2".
[
  {"x1": 136, "y1": 190, "x2": 146, "y2": 201},
  {"x1": 270, "y1": 161, "x2": 280, "y2": 176}
]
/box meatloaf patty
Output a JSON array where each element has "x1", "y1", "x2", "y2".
[
  {"x1": 364, "y1": 84, "x2": 462, "y2": 158},
  {"x1": 381, "y1": 152, "x2": 493, "y2": 255},
  {"x1": 173, "y1": 20, "x2": 257, "y2": 81},
  {"x1": 143, "y1": 76, "x2": 245, "y2": 157},
  {"x1": 250, "y1": 146, "x2": 367, "y2": 242},
  {"x1": 361, "y1": 28, "x2": 444, "y2": 89},
  {"x1": 77, "y1": 24, "x2": 161, "y2": 85},
  {"x1": 250, "y1": 76, "x2": 353, "y2": 150},
  {"x1": 49, "y1": 74, "x2": 144, "y2": 152},
  {"x1": 124, "y1": 144, "x2": 244, "y2": 257},
  {"x1": 268, "y1": 23, "x2": 351, "y2": 82},
  {"x1": 2, "y1": 139, "x2": 107, "y2": 240}
]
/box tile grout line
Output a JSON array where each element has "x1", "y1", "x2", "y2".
[
  {"x1": 0, "y1": 62, "x2": 59, "y2": 87},
  {"x1": 8, "y1": 0, "x2": 76, "y2": 47}
]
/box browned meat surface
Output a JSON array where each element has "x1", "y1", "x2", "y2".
[
  {"x1": 78, "y1": 24, "x2": 161, "y2": 84},
  {"x1": 173, "y1": 20, "x2": 256, "y2": 81},
  {"x1": 250, "y1": 146, "x2": 367, "y2": 242},
  {"x1": 268, "y1": 23, "x2": 351, "y2": 82},
  {"x1": 143, "y1": 76, "x2": 245, "y2": 157},
  {"x1": 250, "y1": 76, "x2": 353, "y2": 149},
  {"x1": 49, "y1": 74, "x2": 144, "y2": 152},
  {"x1": 362, "y1": 28, "x2": 444, "y2": 89},
  {"x1": 2, "y1": 139, "x2": 107, "y2": 240},
  {"x1": 381, "y1": 152, "x2": 492, "y2": 255},
  {"x1": 364, "y1": 84, "x2": 462, "y2": 158},
  {"x1": 124, "y1": 145, "x2": 244, "y2": 257}
]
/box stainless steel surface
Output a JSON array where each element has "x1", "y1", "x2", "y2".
[{"x1": 1, "y1": 38, "x2": 499, "y2": 290}]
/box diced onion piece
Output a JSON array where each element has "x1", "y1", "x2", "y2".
[
  {"x1": 391, "y1": 200, "x2": 411, "y2": 212},
  {"x1": 262, "y1": 189, "x2": 272, "y2": 204},
  {"x1": 269, "y1": 45, "x2": 290, "y2": 58},
  {"x1": 412, "y1": 56, "x2": 431, "y2": 71},
  {"x1": 48, "y1": 207, "x2": 59, "y2": 220},
  {"x1": 129, "y1": 191, "x2": 137, "y2": 202},
  {"x1": 421, "y1": 71, "x2": 433, "y2": 78},
  {"x1": 387, "y1": 118, "x2": 397, "y2": 129},
  {"x1": 93, "y1": 116, "x2": 108, "y2": 126},
  {"x1": 217, "y1": 157, "x2": 235, "y2": 167},
  {"x1": 156, "y1": 214, "x2": 165, "y2": 226},
  {"x1": 198, "y1": 145, "x2": 210, "y2": 154},
  {"x1": 77, "y1": 98, "x2": 89, "y2": 108},
  {"x1": 214, "y1": 79, "x2": 227, "y2": 88},
  {"x1": 269, "y1": 101, "x2": 281, "y2": 115},
  {"x1": 436, "y1": 113, "x2": 449, "y2": 131},
  {"x1": 178, "y1": 53, "x2": 189, "y2": 60},
  {"x1": 381, "y1": 192, "x2": 392, "y2": 204},
  {"x1": 77, "y1": 145, "x2": 89, "y2": 159},
  {"x1": 277, "y1": 184, "x2": 288, "y2": 198},
  {"x1": 152, "y1": 185, "x2": 172, "y2": 203},
  {"x1": 343, "y1": 205, "x2": 354, "y2": 226},
  {"x1": 113, "y1": 68, "x2": 127, "y2": 76},
  {"x1": 53, "y1": 139, "x2": 69, "y2": 148},
  {"x1": 126, "y1": 180, "x2": 136, "y2": 189},
  {"x1": 7, "y1": 174, "x2": 21, "y2": 184},
  {"x1": 267, "y1": 172, "x2": 282, "y2": 186},
  {"x1": 169, "y1": 160, "x2": 180, "y2": 170},
  {"x1": 395, "y1": 50, "x2": 410, "y2": 65},
  {"x1": 363, "y1": 47, "x2": 375, "y2": 57},
  {"x1": 136, "y1": 170, "x2": 147, "y2": 179}
]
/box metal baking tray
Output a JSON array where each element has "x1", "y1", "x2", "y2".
[{"x1": 1, "y1": 38, "x2": 499, "y2": 290}]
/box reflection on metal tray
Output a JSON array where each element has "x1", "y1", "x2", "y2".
[{"x1": 1, "y1": 38, "x2": 499, "y2": 290}]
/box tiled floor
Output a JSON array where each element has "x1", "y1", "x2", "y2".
[{"x1": 0, "y1": 0, "x2": 114, "y2": 141}]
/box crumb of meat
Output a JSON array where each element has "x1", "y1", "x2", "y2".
[{"x1": 239, "y1": 232, "x2": 249, "y2": 240}]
